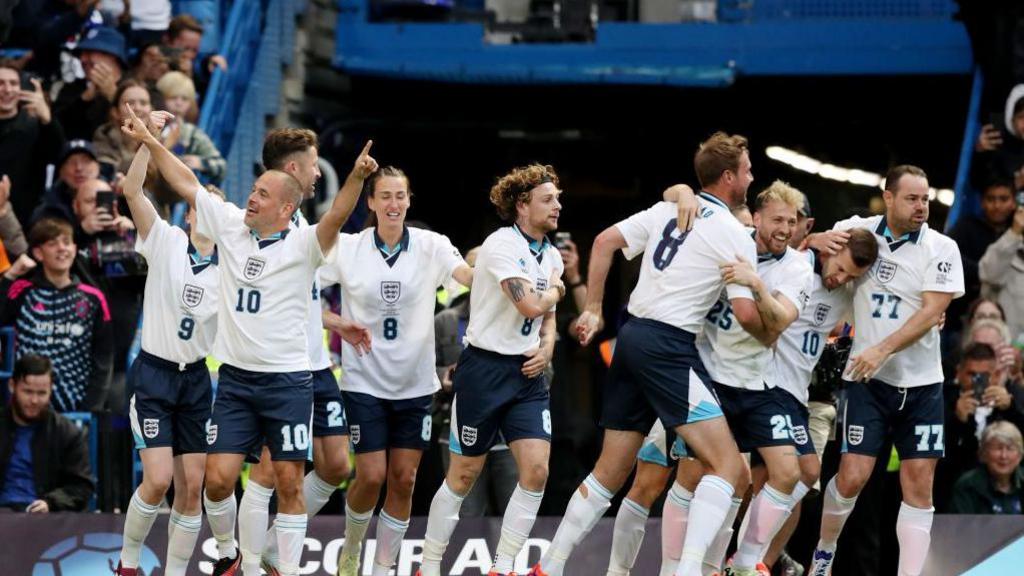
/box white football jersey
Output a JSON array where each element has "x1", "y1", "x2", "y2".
[
  {"x1": 136, "y1": 218, "x2": 219, "y2": 364},
  {"x1": 767, "y1": 251, "x2": 853, "y2": 405},
  {"x1": 698, "y1": 244, "x2": 813, "y2": 390},
  {"x1": 195, "y1": 186, "x2": 328, "y2": 372},
  {"x1": 616, "y1": 196, "x2": 756, "y2": 333},
  {"x1": 465, "y1": 225, "x2": 564, "y2": 356},
  {"x1": 321, "y1": 227, "x2": 465, "y2": 399},
  {"x1": 835, "y1": 215, "x2": 964, "y2": 388},
  {"x1": 292, "y1": 210, "x2": 330, "y2": 372}
]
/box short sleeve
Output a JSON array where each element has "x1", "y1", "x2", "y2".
[
  {"x1": 773, "y1": 258, "x2": 813, "y2": 312},
  {"x1": 615, "y1": 202, "x2": 664, "y2": 260},
  {"x1": 722, "y1": 226, "x2": 757, "y2": 301},
  {"x1": 135, "y1": 217, "x2": 171, "y2": 261},
  {"x1": 485, "y1": 238, "x2": 532, "y2": 283},
  {"x1": 319, "y1": 233, "x2": 356, "y2": 287},
  {"x1": 432, "y1": 233, "x2": 466, "y2": 287},
  {"x1": 298, "y1": 224, "x2": 327, "y2": 268},
  {"x1": 924, "y1": 237, "x2": 966, "y2": 297},
  {"x1": 194, "y1": 185, "x2": 240, "y2": 241}
]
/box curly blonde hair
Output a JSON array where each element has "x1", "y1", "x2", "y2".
[{"x1": 489, "y1": 164, "x2": 560, "y2": 222}]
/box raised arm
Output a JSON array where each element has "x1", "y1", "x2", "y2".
[
  {"x1": 576, "y1": 225, "x2": 628, "y2": 345},
  {"x1": 121, "y1": 145, "x2": 159, "y2": 241},
  {"x1": 317, "y1": 140, "x2": 378, "y2": 255},
  {"x1": 121, "y1": 104, "x2": 201, "y2": 206}
]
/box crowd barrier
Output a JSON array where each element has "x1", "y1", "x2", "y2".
[{"x1": 4, "y1": 514, "x2": 1023, "y2": 575}]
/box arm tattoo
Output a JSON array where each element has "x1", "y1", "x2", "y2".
[{"x1": 506, "y1": 279, "x2": 527, "y2": 302}]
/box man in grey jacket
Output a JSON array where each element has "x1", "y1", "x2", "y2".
[{"x1": 980, "y1": 200, "x2": 1024, "y2": 346}]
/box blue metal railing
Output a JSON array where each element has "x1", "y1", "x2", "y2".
[
  {"x1": 63, "y1": 411, "x2": 99, "y2": 511},
  {"x1": 947, "y1": 68, "x2": 985, "y2": 232},
  {"x1": 198, "y1": 0, "x2": 300, "y2": 206}
]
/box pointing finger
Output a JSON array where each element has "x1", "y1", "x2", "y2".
[{"x1": 360, "y1": 140, "x2": 373, "y2": 158}]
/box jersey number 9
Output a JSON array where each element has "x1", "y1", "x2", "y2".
[{"x1": 178, "y1": 317, "x2": 195, "y2": 341}]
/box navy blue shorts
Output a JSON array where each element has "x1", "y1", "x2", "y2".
[
  {"x1": 208, "y1": 364, "x2": 314, "y2": 461},
  {"x1": 342, "y1": 390, "x2": 433, "y2": 453},
  {"x1": 601, "y1": 318, "x2": 723, "y2": 434},
  {"x1": 312, "y1": 368, "x2": 348, "y2": 437},
  {"x1": 715, "y1": 383, "x2": 797, "y2": 453},
  {"x1": 128, "y1": 350, "x2": 211, "y2": 455},
  {"x1": 449, "y1": 345, "x2": 550, "y2": 457},
  {"x1": 840, "y1": 379, "x2": 944, "y2": 459},
  {"x1": 751, "y1": 389, "x2": 814, "y2": 466}
]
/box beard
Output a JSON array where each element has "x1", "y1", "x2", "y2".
[{"x1": 12, "y1": 400, "x2": 46, "y2": 424}]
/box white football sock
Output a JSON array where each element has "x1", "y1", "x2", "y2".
[
  {"x1": 239, "y1": 480, "x2": 273, "y2": 576},
  {"x1": 275, "y1": 512, "x2": 307, "y2": 576},
  {"x1": 264, "y1": 472, "x2": 336, "y2": 564},
  {"x1": 420, "y1": 480, "x2": 466, "y2": 576},
  {"x1": 340, "y1": 501, "x2": 373, "y2": 561},
  {"x1": 165, "y1": 511, "x2": 202, "y2": 576},
  {"x1": 541, "y1": 473, "x2": 614, "y2": 576},
  {"x1": 491, "y1": 484, "x2": 545, "y2": 574},
  {"x1": 674, "y1": 475, "x2": 734, "y2": 576},
  {"x1": 896, "y1": 502, "x2": 934, "y2": 576},
  {"x1": 607, "y1": 497, "x2": 649, "y2": 576},
  {"x1": 732, "y1": 485, "x2": 793, "y2": 570},
  {"x1": 203, "y1": 490, "x2": 238, "y2": 559},
  {"x1": 660, "y1": 483, "x2": 693, "y2": 576},
  {"x1": 372, "y1": 510, "x2": 410, "y2": 576},
  {"x1": 120, "y1": 489, "x2": 160, "y2": 568},
  {"x1": 816, "y1": 476, "x2": 858, "y2": 553}
]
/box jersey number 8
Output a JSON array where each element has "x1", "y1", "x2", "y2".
[
  {"x1": 652, "y1": 218, "x2": 690, "y2": 270},
  {"x1": 384, "y1": 317, "x2": 398, "y2": 340}
]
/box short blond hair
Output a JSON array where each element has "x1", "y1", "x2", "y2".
[
  {"x1": 754, "y1": 180, "x2": 805, "y2": 213},
  {"x1": 156, "y1": 71, "x2": 196, "y2": 102}
]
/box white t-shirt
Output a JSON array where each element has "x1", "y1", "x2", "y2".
[
  {"x1": 195, "y1": 186, "x2": 328, "y2": 372},
  {"x1": 292, "y1": 211, "x2": 331, "y2": 372},
  {"x1": 616, "y1": 197, "x2": 755, "y2": 333},
  {"x1": 699, "y1": 244, "x2": 813, "y2": 390},
  {"x1": 321, "y1": 227, "x2": 466, "y2": 399},
  {"x1": 835, "y1": 215, "x2": 964, "y2": 388},
  {"x1": 136, "y1": 219, "x2": 219, "y2": 364},
  {"x1": 465, "y1": 225, "x2": 564, "y2": 356},
  {"x1": 767, "y1": 251, "x2": 853, "y2": 404}
]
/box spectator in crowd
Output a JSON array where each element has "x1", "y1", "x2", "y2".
[
  {"x1": 944, "y1": 342, "x2": 1024, "y2": 487},
  {"x1": 949, "y1": 421, "x2": 1024, "y2": 515},
  {"x1": 127, "y1": 0, "x2": 171, "y2": 50},
  {"x1": 130, "y1": 43, "x2": 172, "y2": 86},
  {"x1": 966, "y1": 297, "x2": 1007, "y2": 326},
  {"x1": 0, "y1": 60, "x2": 66, "y2": 225},
  {"x1": 14, "y1": 0, "x2": 105, "y2": 79},
  {"x1": 53, "y1": 26, "x2": 127, "y2": 140},
  {"x1": 71, "y1": 177, "x2": 143, "y2": 410},
  {"x1": 947, "y1": 179, "x2": 1018, "y2": 340},
  {"x1": 33, "y1": 139, "x2": 104, "y2": 225},
  {"x1": 0, "y1": 355, "x2": 94, "y2": 512},
  {"x1": 154, "y1": 71, "x2": 224, "y2": 185},
  {"x1": 0, "y1": 175, "x2": 29, "y2": 262},
  {"x1": 164, "y1": 14, "x2": 227, "y2": 93},
  {"x1": 93, "y1": 79, "x2": 153, "y2": 176},
  {"x1": 980, "y1": 198, "x2": 1024, "y2": 346},
  {"x1": 973, "y1": 85, "x2": 1024, "y2": 191},
  {"x1": 433, "y1": 246, "x2": 520, "y2": 516},
  {"x1": 0, "y1": 218, "x2": 113, "y2": 412}
]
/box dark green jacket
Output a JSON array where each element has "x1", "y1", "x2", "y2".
[{"x1": 949, "y1": 466, "x2": 1024, "y2": 515}]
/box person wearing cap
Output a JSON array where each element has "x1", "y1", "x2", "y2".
[
  {"x1": 31, "y1": 139, "x2": 103, "y2": 226},
  {"x1": 0, "y1": 60, "x2": 66, "y2": 226},
  {"x1": 53, "y1": 26, "x2": 127, "y2": 140},
  {"x1": 790, "y1": 191, "x2": 815, "y2": 250}
]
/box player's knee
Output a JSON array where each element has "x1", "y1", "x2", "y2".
[
  {"x1": 141, "y1": 472, "x2": 173, "y2": 499},
  {"x1": 388, "y1": 465, "x2": 418, "y2": 500},
  {"x1": 520, "y1": 461, "x2": 548, "y2": 491},
  {"x1": 770, "y1": 458, "x2": 801, "y2": 492},
  {"x1": 203, "y1": 473, "x2": 233, "y2": 502},
  {"x1": 836, "y1": 467, "x2": 869, "y2": 498},
  {"x1": 358, "y1": 464, "x2": 387, "y2": 492},
  {"x1": 800, "y1": 459, "x2": 821, "y2": 487},
  {"x1": 317, "y1": 456, "x2": 351, "y2": 487},
  {"x1": 633, "y1": 475, "x2": 667, "y2": 506}
]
